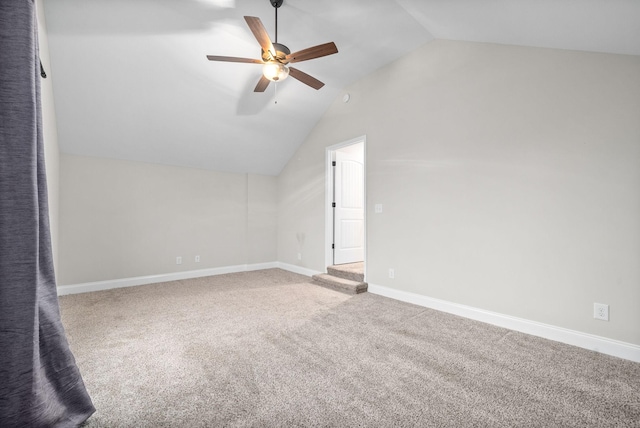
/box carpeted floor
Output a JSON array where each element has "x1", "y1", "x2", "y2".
[{"x1": 58, "y1": 269, "x2": 640, "y2": 427}]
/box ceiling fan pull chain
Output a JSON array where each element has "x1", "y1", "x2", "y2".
[{"x1": 274, "y1": 82, "x2": 278, "y2": 104}]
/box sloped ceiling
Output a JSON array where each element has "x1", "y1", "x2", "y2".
[{"x1": 44, "y1": 0, "x2": 640, "y2": 176}]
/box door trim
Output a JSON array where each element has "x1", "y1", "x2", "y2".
[{"x1": 325, "y1": 135, "x2": 367, "y2": 280}]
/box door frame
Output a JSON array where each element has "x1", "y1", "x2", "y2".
[{"x1": 325, "y1": 135, "x2": 367, "y2": 279}]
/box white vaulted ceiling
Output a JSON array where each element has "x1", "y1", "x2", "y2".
[{"x1": 44, "y1": 0, "x2": 640, "y2": 176}]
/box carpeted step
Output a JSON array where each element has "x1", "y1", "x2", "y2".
[
  {"x1": 327, "y1": 264, "x2": 364, "y2": 283},
  {"x1": 311, "y1": 273, "x2": 367, "y2": 295}
]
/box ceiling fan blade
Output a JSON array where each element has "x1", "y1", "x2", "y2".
[
  {"x1": 286, "y1": 42, "x2": 338, "y2": 64},
  {"x1": 244, "y1": 16, "x2": 276, "y2": 59},
  {"x1": 206, "y1": 55, "x2": 263, "y2": 64},
  {"x1": 254, "y1": 75, "x2": 271, "y2": 92},
  {"x1": 289, "y1": 67, "x2": 324, "y2": 90}
]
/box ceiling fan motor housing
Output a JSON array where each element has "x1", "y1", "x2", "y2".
[
  {"x1": 262, "y1": 42, "x2": 290, "y2": 63},
  {"x1": 270, "y1": 0, "x2": 284, "y2": 8}
]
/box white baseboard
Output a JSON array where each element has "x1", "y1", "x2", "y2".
[
  {"x1": 275, "y1": 262, "x2": 322, "y2": 278},
  {"x1": 367, "y1": 283, "x2": 640, "y2": 363},
  {"x1": 57, "y1": 262, "x2": 278, "y2": 296}
]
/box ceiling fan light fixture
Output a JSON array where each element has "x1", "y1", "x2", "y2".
[{"x1": 263, "y1": 61, "x2": 289, "y2": 81}]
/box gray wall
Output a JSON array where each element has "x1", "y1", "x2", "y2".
[
  {"x1": 277, "y1": 40, "x2": 640, "y2": 345},
  {"x1": 59, "y1": 155, "x2": 277, "y2": 285}
]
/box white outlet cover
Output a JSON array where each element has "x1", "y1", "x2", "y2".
[
  {"x1": 375, "y1": 204, "x2": 383, "y2": 213},
  {"x1": 594, "y1": 303, "x2": 609, "y2": 321}
]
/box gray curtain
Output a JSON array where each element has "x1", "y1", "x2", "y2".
[{"x1": 0, "y1": 1, "x2": 95, "y2": 426}]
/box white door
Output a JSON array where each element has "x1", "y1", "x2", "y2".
[{"x1": 333, "y1": 146, "x2": 364, "y2": 265}]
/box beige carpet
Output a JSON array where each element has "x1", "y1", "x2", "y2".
[{"x1": 58, "y1": 269, "x2": 640, "y2": 427}]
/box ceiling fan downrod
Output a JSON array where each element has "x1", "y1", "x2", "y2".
[{"x1": 270, "y1": 0, "x2": 283, "y2": 43}]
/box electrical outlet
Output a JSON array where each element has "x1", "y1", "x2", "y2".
[
  {"x1": 195, "y1": 255, "x2": 200, "y2": 263},
  {"x1": 388, "y1": 268, "x2": 395, "y2": 279},
  {"x1": 176, "y1": 256, "x2": 182, "y2": 265},
  {"x1": 594, "y1": 303, "x2": 609, "y2": 321},
  {"x1": 297, "y1": 253, "x2": 302, "y2": 260}
]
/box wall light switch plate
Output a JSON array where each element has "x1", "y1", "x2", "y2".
[
  {"x1": 375, "y1": 204, "x2": 383, "y2": 213},
  {"x1": 195, "y1": 255, "x2": 200, "y2": 263},
  {"x1": 176, "y1": 256, "x2": 182, "y2": 265}
]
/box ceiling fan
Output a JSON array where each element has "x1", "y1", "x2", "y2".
[{"x1": 206, "y1": 0, "x2": 338, "y2": 92}]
